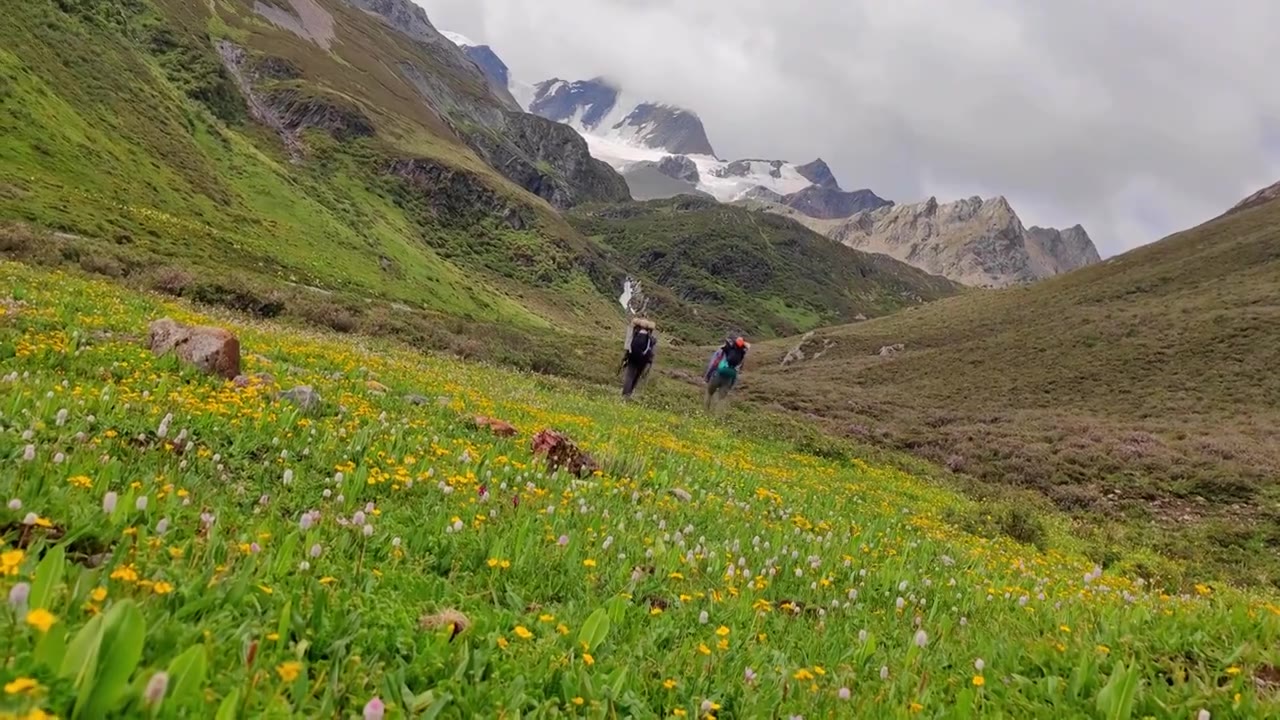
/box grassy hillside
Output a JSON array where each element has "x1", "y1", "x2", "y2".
[
  {"x1": 570, "y1": 197, "x2": 961, "y2": 340},
  {"x1": 2, "y1": 262, "x2": 1277, "y2": 718},
  {"x1": 0, "y1": 0, "x2": 630, "y2": 334},
  {"x1": 1, "y1": 0, "x2": 958, "y2": 351},
  {"x1": 748, "y1": 194, "x2": 1280, "y2": 587}
]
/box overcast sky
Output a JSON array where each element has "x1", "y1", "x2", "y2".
[{"x1": 417, "y1": 0, "x2": 1280, "y2": 257}]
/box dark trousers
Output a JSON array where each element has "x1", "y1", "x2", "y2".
[{"x1": 622, "y1": 360, "x2": 650, "y2": 397}]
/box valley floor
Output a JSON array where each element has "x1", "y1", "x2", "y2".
[{"x1": 1, "y1": 262, "x2": 1277, "y2": 718}]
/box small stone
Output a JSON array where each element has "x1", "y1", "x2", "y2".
[{"x1": 280, "y1": 386, "x2": 322, "y2": 413}]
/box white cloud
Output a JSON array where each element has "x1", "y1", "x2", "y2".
[{"x1": 419, "y1": 0, "x2": 1280, "y2": 256}]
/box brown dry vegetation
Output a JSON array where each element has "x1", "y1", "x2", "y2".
[{"x1": 744, "y1": 196, "x2": 1280, "y2": 587}]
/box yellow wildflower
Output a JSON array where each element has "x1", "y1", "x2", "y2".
[
  {"x1": 90, "y1": 587, "x2": 107, "y2": 602},
  {"x1": 793, "y1": 669, "x2": 814, "y2": 681},
  {"x1": 583, "y1": 559, "x2": 597, "y2": 568},
  {"x1": 697, "y1": 643, "x2": 711, "y2": 656},
  {"x1": 663, "y1": 679, "x2": 677, "y2": 690},
  {"x1": 4, "y1": 677, "x2": 40, "y2": 695},
  {"x1": 276, "y1": 661, "x2": 302, "y2": 682},
  {"x1": 26, "y1": 608, "x2": 56, "y2": 633},
  {"x1": 514, "y1": 626, "x2": 533, "y2": 640},
  {"x1": 1, "y1": 549, "x2": 23, "y2": 575},
  {"x1": 715, "y1": 625, "x2": 730, "y2": 637},
  {"x1": 973, "y1": 675, "x2": 986, "y2": 687},
  {"x1": 583, "y1": 653, "x2": 594, "y2": 666},
  {"x1": 153, "y1": 581, "x2": 174, "y2": 595}
]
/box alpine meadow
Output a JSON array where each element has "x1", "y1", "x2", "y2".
[{"x1": 2, "y1": 0, "x2": 1278, "y2": 718}]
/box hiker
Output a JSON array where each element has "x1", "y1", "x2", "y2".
[
  {"x1": 621, "y1": 318, "x2": 657, "y2": 398},
  {"x1": 704, "y1": 336, "x2": 748, "y2": 409}
]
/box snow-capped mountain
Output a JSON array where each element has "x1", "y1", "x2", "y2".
[
  {"x1": 439, "y1": 31, "x2": 521, "y2": 111},
  {"x1": 528, "y1": 78, "x2": 717, "y2": 157},
  {"x1": 433, "y1": 31, "x2": 1097, "y2": 283},
  {"x1": 438, "y1": 32, "x2": 886, "y2": 208}
]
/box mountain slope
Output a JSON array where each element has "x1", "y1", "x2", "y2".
[
  {"x1": 747, "y1": 191, "x2": 1280, "y2": 586},
  {"x1": 1, "y1": 0, "x2": 958, "y2": 351},
  {"x1": 568, "y1": 197, "x2": 960, "y2": 340},
  {"x1": 822, "y1": 196, "x2": 1100, "y2": 287},
  {"x1": 0, "y1": 0, "x2": 635, "y2": 335}
]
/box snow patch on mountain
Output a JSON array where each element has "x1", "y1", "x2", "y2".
[{"x1": 440, "y1": 30, "x2": 476, "y2": 47}]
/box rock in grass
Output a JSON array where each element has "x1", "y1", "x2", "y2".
[
  {"x1": 404, "y1": 394, "x2": 430, "y2": 406},
  {"x1": 148, "y1": 318, "x2": 241, "y2": 378},
  {"x1": 420, "y1": 608, "x2": 470, "y2": 641},
  {"x1": 280, "y1": 385, "x2": 322, "y2": 413},
  {"x1": 669, "y1": 488, "x2": 693, "y2": 502},
  {"x1": 531, "y1": 429, "x2": 599, "y2": 477},
  {"x1": 233, "y1": 373, "x2": 275, "y2": 388},
  {"x1": 474, "y1": 415, "x2": 518, "y2": 437}
]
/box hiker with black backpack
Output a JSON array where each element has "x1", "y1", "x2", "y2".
[
  {"x1": 621, "y1": 318, "x2": 657, "y2": 398},
  {"x1": 704, "y1": 336, "x2": 748, "y2": 410}
]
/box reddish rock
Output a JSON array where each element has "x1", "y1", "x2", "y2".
[
  {"x1": 474, "y1": 416, "x2": 518, "y2": 438},
  {"x1": 148, "y1": 318, "x2": 241, "y2": 379},
  {"x1": 530, "y1": 429, "x2": 600, "y2": 477}
]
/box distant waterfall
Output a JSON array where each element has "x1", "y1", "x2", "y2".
[
  {"x1": 619, "y1": 278, "x2": 635, "y2": 312},
  {"x1": 619, "y1": 277, "x2": 647, "y2": 316}
]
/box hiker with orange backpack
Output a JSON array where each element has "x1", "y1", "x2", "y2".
[{"x1": 704, "y1": 336, "x2": 748, "y2": 410}]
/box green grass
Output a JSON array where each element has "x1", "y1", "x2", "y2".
[
  {"x1": 1, "y1": 0, "x2": 957, "y2": 348},
  {"x1": 569, "y1": 197, "x2": 960, "y2": 341},
  {"x1": 2, "y1": 262, "x2": 1279, "y2": 718},
  {"x1": 747, "y1": 195, "x2": 1280, "y2": 589},
  {"x1": 0, "y1": 0, "x2": 622, "y2": 333}
]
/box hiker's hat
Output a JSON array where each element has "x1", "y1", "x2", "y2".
[{"x1": 735, "y1": 337, "x2": 746, "y2": 348}]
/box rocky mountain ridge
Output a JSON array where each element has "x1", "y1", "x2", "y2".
[
  {"x1": 821, "y1": 195, "x2": 1099, "y2": 287},
  {"x1": 334, "y1": 0, "x2": 628, "y2": 209},
  {"x1": 440, "y1": 33, "x2": 1099, "y2": 285},
  {"x1": 528, "y1": 78, "x2": 717, "y2": 157}
]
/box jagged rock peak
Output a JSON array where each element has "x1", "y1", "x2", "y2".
[
  {"x1": 656, "y1": 155, "x2": 699, "y2": 184},
  {"x1": 529, "y1": 78, "x2": 620, "y2": 130},
  {"x1": 796, "y1": 158, "x2": 838, "y2": 189},
  {"x1": 826, "y1": 195, "x2": 1096, "y2": 287}
]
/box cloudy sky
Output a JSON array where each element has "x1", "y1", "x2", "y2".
[{"x1": 418, "y1": 0, "x2": 1280, "y2": 257}]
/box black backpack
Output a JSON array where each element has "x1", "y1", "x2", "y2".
[{"x1": 629, "y1": 329, "x2": 655, "y2": 359}]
